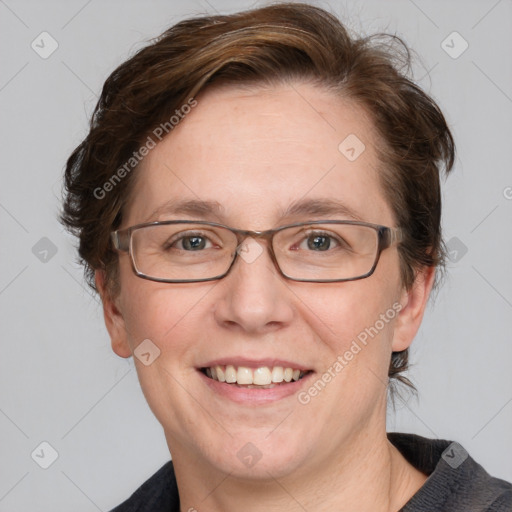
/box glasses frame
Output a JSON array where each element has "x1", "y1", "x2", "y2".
[{"x1": 111, "y1": 219, "x2": 403, "y2": 284}]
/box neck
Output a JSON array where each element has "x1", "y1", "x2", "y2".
[{"x1": 171, "y1": 427, "x2": 426, "y2": 512}]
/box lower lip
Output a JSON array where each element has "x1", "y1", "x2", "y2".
[{"x1": 198, "y1": 370, "x2": 314, "y2": 405}]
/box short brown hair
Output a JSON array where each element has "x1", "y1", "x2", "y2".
[{"x1": 61, "y1": 2, "x2": 455, "y2": 388}]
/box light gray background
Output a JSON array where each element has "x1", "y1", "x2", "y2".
[{"x1": 1, "y1": 0, "x2": 511, "y2": 510}]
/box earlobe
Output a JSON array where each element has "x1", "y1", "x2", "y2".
[
  {"x1": 95, "y1": 270, "x2": 132, "y2": 359},
  {"x1": 391, "y1": 266, "x2": 435, "y2": 352}
]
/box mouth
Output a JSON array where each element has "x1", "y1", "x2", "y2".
[{"x1": 200, "y1": 364, "x2": 313, "y2": 389}]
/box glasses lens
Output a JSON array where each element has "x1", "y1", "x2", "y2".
[
  {"x1": 131, "y1": 223, "x2": 237, "y2": 281},
  {"x1": 128, "y1": 221, "x2": 380, "y2": 282},
  {"x1": 274, "y1": 223, "x2": 379, "y2": 281}
]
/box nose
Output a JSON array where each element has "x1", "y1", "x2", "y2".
[{"x1": 213, "y1": 237, "x2": 294, "y2": 334}]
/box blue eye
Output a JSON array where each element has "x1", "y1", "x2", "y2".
[
  {"x1": 307, "y1": 234, "x2": 331, "y2": 251},
  {"x1": 165, "y1": 231, "x2": 215, "y2": 251},
  {"x1": 297, "y1": 231, "x2": 341, "y2": 252},
  {"x1": 180, "y1": 236, "x2": 207, "y2": 250}
]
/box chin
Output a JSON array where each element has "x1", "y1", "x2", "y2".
[{"x1": 202, "y1": 430, "x2": 312, "y2": 481}]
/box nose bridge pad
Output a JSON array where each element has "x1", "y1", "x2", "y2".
[{"x1": 229, "y1": 230, "x2": 284, "y2": 279}]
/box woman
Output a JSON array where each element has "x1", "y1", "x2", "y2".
[{"x1": 61, "y1": 3, "x2": 512, "y2": 511}]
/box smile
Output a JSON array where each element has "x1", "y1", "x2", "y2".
[{"x1": 201, "y1": 365, "x2": 311, "y2": 388}]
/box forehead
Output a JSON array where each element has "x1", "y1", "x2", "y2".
[{"x1": 124, "y1": 82, "x2": 393, "y2": 229}]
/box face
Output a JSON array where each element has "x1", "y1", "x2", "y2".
[{"x1": 99, "y1": 82, "x2": 431, "y2": 480}]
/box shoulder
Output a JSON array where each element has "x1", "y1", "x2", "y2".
[
  {"x1": 389, "y1": 433, "x2": 512, "y2": 512},
  {"x1": 109, "y1": 460, "x2": 180, "y2": 512}
]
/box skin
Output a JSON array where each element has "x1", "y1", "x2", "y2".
[{"x1": 96, "y1": 82, "x2": 435, "y2": 512}]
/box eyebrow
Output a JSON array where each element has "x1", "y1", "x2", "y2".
[
  {"x1": 281, "y1": 198, "x2": 363, "y2": 222},
  {"x1": 146, "y1": 199, "x2": 226, "y2": 222},
  {"x1": 146, "y1": 197, "x2": 364, "y2": 223}
]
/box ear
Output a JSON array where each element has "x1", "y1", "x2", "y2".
[
  {"x1": 392, "y1": 266, "x2": 435, "y2": 352},
  {"x1": 95, "y1": 269, "x2": 132, "y2": 358}
]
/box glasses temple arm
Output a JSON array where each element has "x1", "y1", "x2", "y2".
[
  {"x1": 111, "y1": 230, "x2": 130, "y2": 252},
  {"x1": 382, "y1": 227, "x2": 403, "y2": 248},
  {"x1": 389, "y1": 227, "x2": 403, "y2": 246}
]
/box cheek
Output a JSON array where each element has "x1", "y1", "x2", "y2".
[
  {"x1": 293, "y1": 272, "x2": 401, "y2": 368},
  {"x1": 300, "y1": 285, "x2": 400, "y2": 412},
  {"x1": 117, "y1": 280, "x2": 219, "y2": 425},
  {"x1": 119, "y1": 269, "x2": 217, "y2": 355}
]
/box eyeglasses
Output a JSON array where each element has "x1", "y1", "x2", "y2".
[{"x1": 111, "y1": 220, "x2": 402, "y2": 283}]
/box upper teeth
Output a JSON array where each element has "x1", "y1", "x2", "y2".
[{"x1": 205, "y1": 365, "x2": 304, "y2": 385}]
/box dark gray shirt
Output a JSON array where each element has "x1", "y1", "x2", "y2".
[{"x1": 110, "y1": 433, "x2": 512, "y2": 511}]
